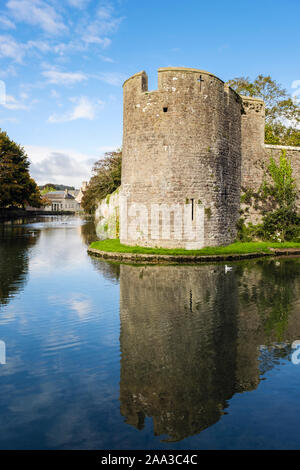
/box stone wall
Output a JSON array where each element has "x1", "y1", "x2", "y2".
[
  {"x1": 265, "y1": 145, "x2": 300, "y2": 192},
  {"x1": 94, "y1": 67, "x2": 300, "y2": 244},
  {"x1": 239, "y1": 93, "x2": 300, "y2": 224},
  {"x1": 240, "y1": 94, "x2": 300, "y2": 195},
  {"x1": 121, "y1": 67, "x2": 243, "y2": 249},
  {"x1": 241, "y1": 143, "x2": 300, "y2": 224},
  {"x1": 241, "y1": 96, "x2": 266, "y2": 190},
  {"x1": 94, "y1": 189, "x2": 119, "y2": 240}
]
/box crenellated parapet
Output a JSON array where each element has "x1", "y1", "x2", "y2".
[{"x1": 241, "y1": 95, "x2": 265, "y2": 115}]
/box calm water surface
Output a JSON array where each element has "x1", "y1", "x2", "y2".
[{"x1": 1, "y1": 215, "x2": 300, "y2": 449}]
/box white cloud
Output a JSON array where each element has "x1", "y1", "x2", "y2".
[
  {"x1": 0, "y1": 64, "x2": 17, "y2": 78},
  {"x1": 0, "y1": 16, "x2": 16, "y2": 29},
  {"x1": 26, "y1": 40, "x2": 51, "y2": 53},
  {"x1": 99, "y1": 55, "x2": 114, "y2": 63},
  {"x1": 52, "y1": 42, "x2": 74, "y2": 55},
  {"x1": 20, "y1": 91, "x2": 28, "y2": 100},
  {"x1": 0, "y1": 0, "x2": 123, "y2": 67},
  {"x1": 48, "y1": 96, "x2": 104, "y2": 123},
  {"x1": 0, "y1": 35, "x2": 25, "y2": 63},
  {"x1": 6, "y1": 0, "x2": 67, "y2": 35},
  {"x1": 80, "y1": 4, "x2": 124, "y2": 46},
  {"x1": 279, "y1": 116, "x2": 300, "y2": 130},
  {"x1": 42, "y1": 70, "x2": 88, "y2": 85},
  {"x1": 25, "y1": 144, "x2": 95, "y2": 187},
  {"x1": 0, "y1": 116, "x2": 19, "y2": 123},
  {"x1": 81, "y1": 35, "x2": 111, "y2": 48},
  {"x1": 1, "y1": 94, "x2": 30, "y2": 110},
  {"x1": 0, "y1": 35, "x2": 52, "y2": 63},
  {"x1": 291, "y1": 80, "x2": 300, "y2": 89},
  {"x1": 97, "y1": 6, "x2": 113, "y2": 20},
  {"x1": 67, "y1": 0, "x2": 90, "y2": 8}
]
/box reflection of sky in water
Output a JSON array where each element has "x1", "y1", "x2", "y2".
[
  {"x1": 0, "y1": 216, "x2": 300, "y2": 449},
  {"x1": 0, "y1": 217, "x2": 121, "y2": 449}
]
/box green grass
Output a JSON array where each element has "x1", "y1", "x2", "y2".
[{"x1": 89, "y1": 239, "x2": 300, "y2": 256}]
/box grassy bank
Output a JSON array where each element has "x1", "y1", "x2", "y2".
[{"x1": 89, "y1": 239, "x2": 300, "y2": 256}]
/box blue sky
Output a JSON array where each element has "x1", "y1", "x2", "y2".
[{"x1": 0, "y1": 0, "x2": 299, "y2": 187}]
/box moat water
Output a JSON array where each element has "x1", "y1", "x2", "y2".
[{"x1": 1, "y1": 215, "x2": 300, "y2": 449}]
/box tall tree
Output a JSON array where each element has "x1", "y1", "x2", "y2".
[
  {"x1": 0, "y1": 129, "x2": 43, "y2": 208},
  {"x1": 82, "y1": 149, "x2": 122, "y2": 213},
  {"x1": 227, "y1": 75, "x2": 300, "y2": 146}
]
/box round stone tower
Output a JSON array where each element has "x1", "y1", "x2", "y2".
[{"x1": 120, "y1": 67, "x2": 243, "y2": 249}]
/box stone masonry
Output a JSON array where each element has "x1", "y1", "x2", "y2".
[
  {"x1": 241, "y1": 95, "x2": 300, "y2": 223},
  {"x1": 121, "y1": 67, "x2": 243, "y2": 248},
  {"x1": 96, "y1": 67, "x2": 300, "y2": 249}
]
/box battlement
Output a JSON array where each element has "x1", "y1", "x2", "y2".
[
  {"x1": 241, "y1": 95, "x2": 265, "y2": 102},
  {"x1": 241, "y1": 95, "x2": 265, "y2": 115},
  {"x1": 123, "y1": 67, "x2": 241, "y2": 103},
  {"x1": 123, "y1": 71, "x2": 148, "y2": 90},
  {"x1": 157, "y1": 67, "x2": 221, "y2": 81}
]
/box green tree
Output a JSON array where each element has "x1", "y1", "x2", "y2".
[
  {"x1": 227, "y1": 75, "x2": 300, "y2": 146},
  {"x1": 262, "y1": 151, "x2": 297, "y2": 207},
  {"x1": 0, "y1": 129, "x2": 43, "y2": 209},
  {"x1": 41, "y1": 186, "x2": 56, "y2": 195},
  {"x1": 40, "y1": 183, "x2": 75, "y2": 191},
  {"x1": 82, "y1": 149, "x2": 122, "y2": 213},
  {"x1": 260, "y1": 150, "x2": 300, "y2": 241}
]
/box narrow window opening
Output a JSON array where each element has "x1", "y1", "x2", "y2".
[
  {"x1": 163, "y1": 107, "x2": 168, "y2": 113},
  {"x1": 197, "y1": 75, "x2": 204, "y2": 92}
]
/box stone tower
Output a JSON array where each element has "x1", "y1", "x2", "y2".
[
  {"x1": 120, "y1": 67, "x2": 244, "y2": 249},
  {"x1": 240, "y1": 96, "x2": 266, "y2": 190}
]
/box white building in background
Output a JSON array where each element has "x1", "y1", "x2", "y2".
[
  {"x1": 74, "y1": 181, "x2": 87, "y2": 205},
  {"x1": 43, "y1": 183, "x2": 87, "y2": 212}
]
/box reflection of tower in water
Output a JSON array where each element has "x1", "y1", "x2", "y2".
[{"x1": 119, "y1": 264, "x2": 259, "y2": 442}]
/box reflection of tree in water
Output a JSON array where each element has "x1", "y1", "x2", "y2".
[
  {"x1": 81, "y1": 219, "x2": 121, "y2": 281},
  {"x1": 80, "y1": 218, "x2": 98, "y2": 246},
  {"x1": 259, "y1": 344, "x2": 291, "y2": 376},
  {"x1": 240, "y1": 259, "x2": 300, "y2": 342},
  {"x1": 90, "y1": 257, "x2": 120, "y2": 282},
  {"x1": 0, "y1": 224, "x2": 39, "y2": 307}
]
